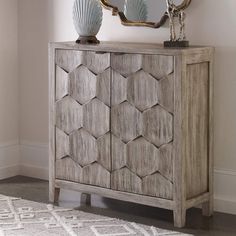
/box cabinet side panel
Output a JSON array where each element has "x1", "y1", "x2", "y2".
[{"x1": 183, "y1": 62, "x2": 209, "y2": 199}]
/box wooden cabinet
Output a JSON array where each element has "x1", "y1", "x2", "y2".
[{"x1": 49, "y1": 42, "x2": 214, "y2": 227}]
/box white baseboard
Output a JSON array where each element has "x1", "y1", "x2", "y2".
[
  {"x1": 0, "y1": 141, "x2": 48, "y2": 180},
  {"x1": 214, "y1": 168, "x2": 236, "y2": 215},
  {"x1": 0, "y1": 141, "x2": 19, "y2": 180},
  {"x1": 0, "y1": 165, "x2": 19, "y2": 180},
  {"x1": 214, "y1": 197, "x2": 236, "y2": 215},
  {"x1": 19, "y1": 141, "x2": 49, "y2": 180},
  {"x1": 0, "y1": 140, "x2": 19, "y2": 148},
  {"x1": 19, "y1": 164, "x2": 48, "y2": 180}
]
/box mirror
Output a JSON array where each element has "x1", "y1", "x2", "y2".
[{"x1": 100, "y1": 0, "x2": 191, "y2": 28}]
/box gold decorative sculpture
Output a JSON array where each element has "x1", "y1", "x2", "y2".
[{"x1": 164, "y1": 0, "x2": 189, "y2": 47}]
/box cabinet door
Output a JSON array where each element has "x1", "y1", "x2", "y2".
[
  {"x1": 55, "y1": 50, "x2": 111, "y2": 188},
  {"x1": 111, "y1": 53, "x2": 174, "y2": 199}
]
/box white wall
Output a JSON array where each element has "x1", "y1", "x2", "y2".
[
  {"x1": 5, "y1": 0, "x2": 236, "y2": 214},
  {"x1": 17, "y1": 0, "x2": 51, "y2": 177},
  {"x1": 0, "y1": 0, "x2": 19, "y2": 178},
  {"x1": 18, "y1": 0, "x2": 50, "y2": 144}
]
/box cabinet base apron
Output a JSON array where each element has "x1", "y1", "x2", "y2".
[{"x1": 52, "y1": 180, "x2": 213, "y2": 228}]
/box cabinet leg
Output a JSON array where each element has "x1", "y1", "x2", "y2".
[
  {"x1": 202, "y1": 200, "x2": 214, "y2": 217},
  {"x1": 49, "y1": 187, "x2": 60, "y2": 203},
  {"x1": 81, "y1": 193, "x2": 91, "y2": 206},
  {"x1": 54, "y1": 188, "x2": 60, "y2": 203},
  {"x1": 173, "y1": 208, "x2": 186, "y2": 228}
]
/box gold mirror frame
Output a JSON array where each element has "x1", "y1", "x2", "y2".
[{"x1": 100, "y1": 0, "x2": 191, "y2": 28}]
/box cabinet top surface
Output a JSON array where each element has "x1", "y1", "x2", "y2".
[{"x1": 50, "y1": 41, "x2": 213, "y2": 56}]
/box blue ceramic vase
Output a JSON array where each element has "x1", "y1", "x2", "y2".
[{"x1": 73, "y1": 0, "x2": 103, "y2": 44}]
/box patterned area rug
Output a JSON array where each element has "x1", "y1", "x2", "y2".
[{"x1": 0, "y1": 194, "x2": 191, "y2": 236}]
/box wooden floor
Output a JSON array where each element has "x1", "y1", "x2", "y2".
[{"x1": 1, "y1": 176, "x2": 236, "y2": 235}]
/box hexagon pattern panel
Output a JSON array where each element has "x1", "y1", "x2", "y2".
[
  {"x1": 54, "y1": 50, "x2": 174, "y2": 197},
  {"x1": 111, "y1": 53, "x2": 174, "y2": 199},
  {"x1": 55, "y1": 50, "x2": 111, "y2": 189}
]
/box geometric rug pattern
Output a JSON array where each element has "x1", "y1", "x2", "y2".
[{"x1": 0, "y1": 195, "x2": 191, "y2": 236}]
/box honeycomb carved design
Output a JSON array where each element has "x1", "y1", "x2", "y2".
[
  {"x1": 70, "y1": 129, "x2": 98, "y2": 167},
  {"x1": 111, "y1": 102, "x2": 142, "y2": 143},
  {"x1": 143, "y1": 106, "x2": 173, "y2": 147},
  {"x1": 127, "y1": 137, "x2": 160, "y2": 177},
  {"x1": 83, "y1": 99, "x2": 110, "y2": 138},
  {"x1": 70, "y1": 65, "x2": 97, "y2": 105},
  {"x1": 55, "y1": 52, "x2": 111, "y2": 189},
  {"x1": 111, "y1": 102, "x2": 173, "y2": 146},
  {"x1": 127, "y1": 70, "x2": 159, "y2": 111},
  {"x1": 55, "y1": 51, "x2": 175, "y2": 196},
  {"x1": 111, "y1": 53, "x2": 174, "y2": 199},
  {"x1": 56, "y1": 96, "x2": 83, "y2": 134}
]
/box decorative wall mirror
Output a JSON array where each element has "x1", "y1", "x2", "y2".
[{"x1": 100, "y1": 0, "x2": 191, "y2": 28}]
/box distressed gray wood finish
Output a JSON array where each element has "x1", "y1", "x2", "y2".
[
  {"x1": 83, "y1": 98, "x2": 110, "y2": 138},
  {"x1": 70, "y1": 129, "x2": 98, "y2": 167},
  {"x1": 159, "y1": 144, "x2": 173, "y2": 182},
  {"x1": 142, "y1": 54, "x2": 174, "y2": 79},
  {"x1": 54, "y1": 188, "x2": 60, "y2": 203},
  {"x1": 112, "y1": 167, "x2": 142, "y2": 194},
  {"x1": 56, "y1": 66, "x2": 69, "y2": 100},
  {"x1": 97, "y1": 133, "x2": 111, "y2": 171},
  {"x1": 55, "y1": 179, "x2": 174, "y2": 210},
  {"x1": 111, "y1": 136, "x2": 174, "y2": 199},
  {"x1": 111, "y1": 135, "x2": 127, "y2": 171},
  {"x1": 127, "y1": 70, "x2": 159, "y2": 111},
  {"x1": 69, "y1": 129, "x2": 110, "y2": 170},
  {"x1": 142, "y1": 105, "x2": 173, "y2": 147},
  {"x1": 111, "y1": 70, "x2": 127, "y2": 106},
  {"x1": 202, "y1": 54, "x2": 214, "y2": 217},
  {"x1": 83, "y1": 163, "x2": 110, "y2": 188},
  {"x1": 56, "y1": 96, "x2": 83, "y2": 134},
  {"x1": 184, "y1": 62, "x2": 209, "y2": 199},
  {"x1": 142, "y1": 173, "x2": 173, "y2": 199},
  {"x1": 111, "y1": 101, "x2": 142, "y2": 143},
  {"x1": 55, "y1": 50, "x2": 110, "y2": 73},
  {"x1": 56, "y1": 50, "x2": 83, "y2": 72},
  {"x1": 173, "y1": 54, "x2": 187, "y2": 228},
  {"x1": 49, "y1": 44, "x2": 56, "y2": 204},
  {"x1": 81, "y1": 193, "x2": 91, "y2": 206},
  {"x1": 127, "y1": 137, "x2": 160, "y2": 178},
  {"x1": 53, "y1": 49, "x2": 111, "y2": 189},
  {"x1": 84, "y1": 51, "x2": 110, "y2": 74},
  {"x1": 49, "y1": 42, "x2": 214, "y2": 228},
  {"x1": 56, "y1": 157, "x2": 83, "y2": 183},
  {"x1": 69, "y1": 65, "x2": 97, "y2": 105},
  {"x1": 111, "y1": 53, "x2": 174, "y2": 199},
  {"x1": 111, "y1": 53, "x2": 142, "y2": 77},
  {"x1": 96, "y1": 69, "x2": 111, "y2": 106},
  {"x1": 158, "y1": 74, "x2": 174, "y2": 113},
  {"x1": 56, "y1": 128, "x2": 69, "y2": 160}
]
